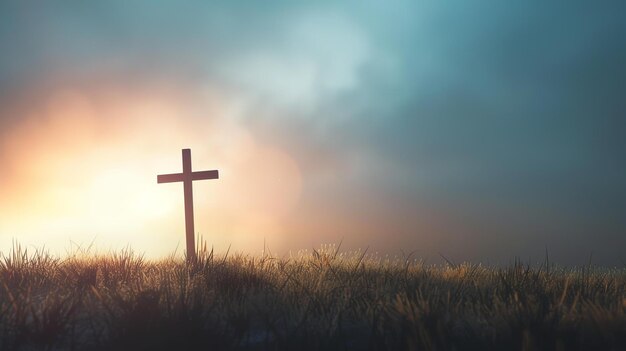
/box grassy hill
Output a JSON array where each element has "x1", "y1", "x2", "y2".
[{"x1": 0, "y1": 243, "x2": 624, "y2": 350}]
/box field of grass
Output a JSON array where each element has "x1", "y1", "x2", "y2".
[{"x1": 0, "y1": 243, "x2": 624, "y2": 351}]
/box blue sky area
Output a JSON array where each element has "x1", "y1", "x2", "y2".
[{"x1": 1, "y1": 1, "x2": 625, "y2": 265}]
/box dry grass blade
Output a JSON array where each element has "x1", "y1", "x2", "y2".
[{"x1": 0, "y1": 244, "x2": 622, "y2": 350}]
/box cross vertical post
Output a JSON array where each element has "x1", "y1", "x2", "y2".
[
  {"x1": 157, "y1": 148, "x2": 219, "y2": 262},
  {"x1": 182, "y1": 149, "x2": 195, "y2": 260}
]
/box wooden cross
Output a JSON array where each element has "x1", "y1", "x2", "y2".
[{"x1": 157, "y1": 148, "x2": 219, "y2": 261}]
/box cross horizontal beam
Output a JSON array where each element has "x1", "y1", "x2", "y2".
[{"x1": 157, "y1": 170, "x2": 219, "y2": 183}]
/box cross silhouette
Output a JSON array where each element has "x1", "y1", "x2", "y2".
[{"x1": 157, "y1": 148, "x2": 219, "y2": 261}]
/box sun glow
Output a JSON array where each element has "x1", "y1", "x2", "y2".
[{"x1": 0, "y1": 88, "x2": 302, "y2": 258}]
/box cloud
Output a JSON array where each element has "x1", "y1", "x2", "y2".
[{"x1": 216, "y1": 11, "x2": 371, "y2": 110}]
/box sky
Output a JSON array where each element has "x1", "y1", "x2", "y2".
[{"x1": 0, "y1": 1, "x2": 625, "y2": 265}]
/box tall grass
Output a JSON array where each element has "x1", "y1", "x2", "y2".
[{"x1": 0, "y1": 242, "x2": 623, "y2": 350}]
